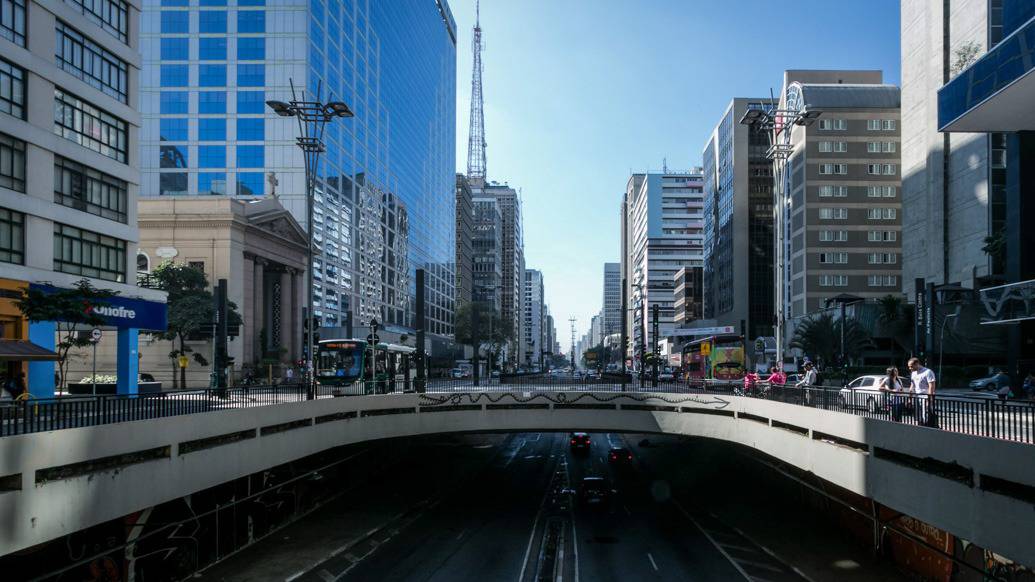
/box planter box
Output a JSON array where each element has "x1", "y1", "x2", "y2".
[{"x1": 66, "y1": 382, "x2": 163, "y2": 395}]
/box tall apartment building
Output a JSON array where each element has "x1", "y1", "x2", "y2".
[
  {"x1": 0, "y1": 0, "x2": 166, "y2": 395},
  {"x1": 139, "y1": 0, "x2": 457, "y2": 340},
  {"x1": 673, "y1": 266, "x2": 703, "y2": 325},
  {"x1": 622, "y1": 171, "x2": 705, "y2": 365},
  {"x1": 471, "y1": 195, "x2": 501, "y2": 313},
  {"x1": 776, "y1": 71, "x2": 902, "y2": 345},
  {"x1": 545, "y1": 310, "x2": 555, "y2": 359},
  {"x1": 472, "y1": 180, "x2": 523, "y2": 365},
  {"x1": 455, "y1": 174, "x2": 474, "y2": 308},
  {"x1": 702, "y1": 98, "x2": 775, "y2": 339},
  {"x1": 929, "y1": 0, "x2": 1035, "y2": 380},
  {"x1": 523, "y1": 268, "x2": 544, "y2": 369},
  {"x1": 602, "y1": 262, "x2": 621, "y2": 339}
]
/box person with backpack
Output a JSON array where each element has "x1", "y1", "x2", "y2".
[{"x1": 796, "y1": 362, "x2": 817, "y2": 406}]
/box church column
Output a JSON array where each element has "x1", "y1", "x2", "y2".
[
  {"x1": 281, "y1": 269, "x2": 295, "y2": 361},
  {"x1": 253, "y1": 258, "x2": 266, "y2": 360},
  {"x1": 243, "y1": 255, "x2": 254, "y2": 362},
  {"x1": 292, "y1": 269, "x2": 304, "y2": 364}
]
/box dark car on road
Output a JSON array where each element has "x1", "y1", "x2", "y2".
[
  {"x1": 607, "y1": 446, "x2": 633, "y2": 468},
  {"x1": 570, "y1": 432, "x2": 591, "y2": 454},
  {"x1": 576, "y1": 476, "x2": 616, "y2": 509}
]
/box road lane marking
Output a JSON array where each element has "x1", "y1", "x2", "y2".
[
  {"x1": 518, "y1": 439, "x2": 559, "y2": 582},
  {"x1": 317, "y1": 569, "x2": 336, "y2": 582},
  {"x1": 647, "y1": 552, "x2": 659, "y2": 572},
  {"x1": 456, "y1": 528, "x2": 467, "y2": 541},
  {"x1": 623, "y1": 505, "x2": 632, "y2": 516},
  {"x1": 571, "y1": 519, "x2": 580, "y2": 582},
  {"x1": 673, "y1": 500, "x2": 751, "y2": 581}
]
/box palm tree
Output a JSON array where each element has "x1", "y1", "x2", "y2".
[
  {"x1": 791, "y1": 313, "x2": 873, "y2": 368},
  {"x1": 876, "y1": 294, "x2": 912, "y2": 360}
]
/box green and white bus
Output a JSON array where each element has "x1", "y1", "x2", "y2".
[{"x1": 315, "y1": 338, "x2": 417, "y2": 394}]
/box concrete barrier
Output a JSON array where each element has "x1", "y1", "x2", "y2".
[{"x1": 1, "y1": 390, "x2": 1032, "y2": 566}]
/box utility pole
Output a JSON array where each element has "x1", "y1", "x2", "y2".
[{"x1": 569, "y1": 317, "x2": 577, "y2": 371}]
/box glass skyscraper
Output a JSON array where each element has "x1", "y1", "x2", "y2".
[{"x1": 140, "y1": 0, "x2": 457, "y2": 336}]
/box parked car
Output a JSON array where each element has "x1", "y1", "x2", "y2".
[
  {"x1": 839, "y1": 375, "x2": 890, "y2": 413},
  {"x1": 969, "y1": 374, "x2": 999, "y2": 391},
  {"x1": 490, "y1": 370, "x2": 500, "y2": 378},
  {"x1": 450, "y1": 368, "x2": 464, "y2": 379},
  {"x1": 658, "y1": 368, "x2": 675, "y2": 381}
]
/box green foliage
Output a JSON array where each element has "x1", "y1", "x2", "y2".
[
  {"x1": 16, "y1": 279, "x2": 118, "y2": 390},
  {"x1": 790, "y1": 313, "x2": 872, "y2": 367}
]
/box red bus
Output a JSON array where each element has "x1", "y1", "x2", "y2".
[{"x1": 680, "y1": 335, "x2": 746, "y2": 381}]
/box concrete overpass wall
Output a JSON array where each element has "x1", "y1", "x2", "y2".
[{"x1": 1, "y1": 391, "x2": 1033, "y2": 566}]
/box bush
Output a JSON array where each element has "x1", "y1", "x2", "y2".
[{"x1": 78, "y1": 374, "x2": 118, "y2": 384}]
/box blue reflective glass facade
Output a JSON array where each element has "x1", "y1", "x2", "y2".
[{"x1": 142, "y1": 0, "x2": 457, "y2": 337}]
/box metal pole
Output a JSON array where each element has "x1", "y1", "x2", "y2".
[
  {"x1": 305, "y1": 170, "x2": 315, "y2": 399},
  {"x1": 472, "y1": 302, "x2": 480, "y2": 387},
  {"x1": 91, "y1": 340, "x2": 97, "y2": 396},
  {"x1": 415, "y1": 268, "x2": 426, "y2": 392}
]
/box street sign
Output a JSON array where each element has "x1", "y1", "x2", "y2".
[
  {"x1": 671, "y1": 326, "x2": 736, "y2": 337},
  {"x1": 178, "y1": 355, "x2": 189, "y2": 368},
  {"x1": 90, "y1": 328, "x2": 102, "y2": 342},
  {"x1": 366, "y1": 334, "x2": 380, "y2": 345}
]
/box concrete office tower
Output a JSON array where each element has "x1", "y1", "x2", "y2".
[
  {"x1": 0, "y1": 0, "x2": 167, "y2": 395},
  {"x1": 590, "y1": 313, "x2": 602, "y2": 347},
  {"x1": 622, "y1": 170, "x2": 706, "y2": 365},
  {"x1": 673, "y1": 266, "x2": 704, "y2": 325},
  {"x1": 473, "y1": 181, "x2": 524, "y2": 366},
  {"x1": 702, "y1": 98, "x2": 775, "y2": 339},
  {"x1": 901, "y1": 1, "x2": 1007, "y2": 297},
  {"x1": 140, "y1": 1, "x2": 457, "y2": 340},
  {"x1": 602, "y1": 262, "x2": 621, "y2": 339},
  {"x1": 545, "y1": 309, "x2": 555, "y2": 360},
  {"x1": 472, "y1": 196, "x2": 502, "y2": 313},
  {"x1": 523, "y1": 269, "x2": 544, "y2": 369},
  {"x1": 455, "y1": 174, "x2": 475, "y2": 308},
  {"x1": 775, "y1": 71, "x2": 902, "y2": 344}
]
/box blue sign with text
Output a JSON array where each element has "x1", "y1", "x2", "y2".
[{"x1": 30, "y1": 284, "x2": 168, "y2": 331}]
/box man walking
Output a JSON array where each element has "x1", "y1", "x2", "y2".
[
  {"x1": 907, "y1": 357, "x2": 937, "y2": 427},
  {"x1": 795, "y1": 361, "x2": 817, "y2": 406}
]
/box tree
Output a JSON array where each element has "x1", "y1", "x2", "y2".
[
  {"x1": 148, "y1": 261, "x2": 242, "y2": 389},
  {"x1": 790, "y1": 313, "x2": 872, "y2": 369},
  {"x1": 16, "y1": 279, "x2": 118, "y2": 390},
  {"x1": 950, "y1": 40, "x2": 981, "y2": 77},
  {"x1": 453, "y1": 302, "x2": 512, "y2": 370},
  {"x1": 876, "y1": 294, "x2": 913, "y2": 359}
]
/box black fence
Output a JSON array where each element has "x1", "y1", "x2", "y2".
[{"x1": 2, "y1": 378, "x2": 1033, "y2": 445}]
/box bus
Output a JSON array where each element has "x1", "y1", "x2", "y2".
[
  {"x1": 315, "y1": 338, "x2": 418, "y2": 394},
  {"x1": 680, "y1": 335, "x2": 746, "y2": 381}
]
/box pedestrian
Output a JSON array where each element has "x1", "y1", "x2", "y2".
[
  {"x1": 766, "y1": 366, "x2": 786, "y2": 386},
  {"x1": 796, "y1": 362, "x2": 817, "y2": 406},
  {"x1": 907, "y1": 357, "x2": 937, "y2": 427},
  {"x1": 878, "y1": 366, "x2": 905, "y2": 421},
  {"x1": 1023, "y1": 372, "x2": 1035, "y2": 400},
  {"x1": 993, "y1": 368, "x2": 1012, "y2": 400},
  {"x1": 285, "y1": 366, "x2": 295, "y2": 385}
]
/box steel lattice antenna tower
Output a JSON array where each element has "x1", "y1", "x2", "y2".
[
  {"x1": 569, "y1": 317, "x2": 577, "y2": 369},
  {"x1": 466, "y1": 0, "x2": 487, "y2": 181}
]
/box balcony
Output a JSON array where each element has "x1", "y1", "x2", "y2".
[{"x1": 938, "y1": 14, "x2": 1035, "y2": 132}]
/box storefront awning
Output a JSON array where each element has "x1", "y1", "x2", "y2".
[{"x1": 0, "y1": 340, "x2": 60, "y2": 361}]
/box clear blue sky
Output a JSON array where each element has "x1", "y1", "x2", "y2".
[{"x1": 450, "y1": 0, "x2": 901, "y2": 342}]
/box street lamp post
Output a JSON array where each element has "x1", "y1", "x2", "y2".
[
  {"x1": 267, "y1": 80, "x2": 353, "y2": 400},
  {"x1": 938, "y1": 311, "x2": 960, "y2": 383}
]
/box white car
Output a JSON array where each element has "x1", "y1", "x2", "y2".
[{"x1": 839, "y1": 375, "x2": 891, "y2": 413}]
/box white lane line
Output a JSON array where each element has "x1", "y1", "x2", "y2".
[
  {"x1": 317, "y1": 569, "x2": 336, "y2": 582},
  {"x1": 571, "y1": 520, "x2": 580, "y2": 582},
  {"x1": 647, "y1": 552, "x2": 659, "y2": 572},
  {"x1": 623, "y1": 505, "x2": 632, "y2": 517},
  {"x1": 673, "y1": 500, "x2": 751, "y2": 581},
  {"x1": 518, "y1": 440, "x2": 557, "y2": 582},
  {"x1": 456, "y1": 528, "x2": 467, "y2": 541},
  {"x1": 285, "y1": 570, "x2": 306, "y2": 582}
]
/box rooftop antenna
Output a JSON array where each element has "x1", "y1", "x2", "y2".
[
  {"x1": 466, "y1": 0, "x2": 487, "y2": 182},
  {"x1": 662, "y1": 157, "x2": 668, "y2": 173}
]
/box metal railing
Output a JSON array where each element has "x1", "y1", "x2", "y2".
[{"x1": 2, "y1": 378, "x2": 1033, "y2": 445}]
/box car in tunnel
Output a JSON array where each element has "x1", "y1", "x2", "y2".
[
  {"x1": 576, "y1": 476, "x2": 616, "y2": 509},
  {"x1": 607, "y1": 446, "x2": 634, "y2": 468},
  {"x1": 570, "y1": 432, "x2": 591, "y2": 454}
]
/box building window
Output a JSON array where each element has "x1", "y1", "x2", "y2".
[
  {"x1": 819, "y1": 208, "x2": 848, "y2": 220},
  {"x1": 198, "y1": 91, "x2": 227, "y2": 114},
  {"x1": 161, "y1": 38, "x2": 189, "y2": 60},
  {"x1": 238, "y1": 10, "x2": 265, "y2": 32},
  {"x1": 0, "y1": 57, "x2": 25, "y2": 119},
  {"x1": 237, "y1": 91, "x2": 264, "y2": 113},
  {"x1": 56, "y1": 22, "x2": 130, "y2": 103},
  {"x1": 819, "y1": 252, "x2": 848, "y2": 264},
  {"x1": 198, "y1": 118, "x2": 226, "y2": 141},
  {"x1": 820, "y1": 230, "x2": 847, "y2": 242},
  {"x1": 160, "y1": 11, "x2": 189, "y2": 34},
  {"x1": 54, "y1": 156, "x2": 128, "y2": 223},
  {"x1": 160, "y1": 91, "x2": 189, "y2": 114},
  {"x1": 868, "y1": 275, "x2": 898, "y2": 287},
  {"x1": 867, "y1": 164, "x2": 897, "y2": 175},
  {"x1": 819, "y1": 141, "x2": 847, "y2": 153},
  {"x1": 867, "y1": 252, "x2": 897, "y2": 264},
  {"x1": 198, "y1": 172, "x2": 226, "y2": 195},
  {"x1": 867, "y1": 141, "x2": 896, "y2": 153},
  {"x1": 237, "y1": 37, "x2": 264, "y2": 60},
  {"x1": 237, "y1": 172, "x2": 263, "y2": 195},
  {"x1": 65, "y1": 0, "x2": 128, "y2": 43},
  {"x1": 159, "y1": 118, "x2": 188, "y2": 141},
  {"x1": 818, "y1": 185, "x2": 847, "y2": 197},
  {"x1": 237, "y1": 118, "x2": 263, "y2": 141},
  {"x1": 198, "y1": 145, "x2": 225, "y2": 167},
  {"x1": 818, "y1": 119, "x2": 846, "y2": 130},
  {"x1": 136, "y1": 252, "x2": 149, "y2": 273},
  {"x1": 0, "y1": 0, "x2": 26, "y2": 45},
  {"x1": 54, "y1": 90, "x2": 128, "y2": 162},
  {"x1": 53, "y1": 222, "x2": 126, "y2": 282},
  {"x1": 0, "y1": 207, "x2": 23, "y2": 264},
  {"x1": 819, "y1": 163, "x2": 847, "y2": 175},
  {"x1": 160, "y1": 64, "x2": 189, "y2": 87},
  {"x1": 199, "y1": 37, "x2": 227, "y2": 60},
  {"x1": 819, "y1": 275, "x2": 848, "y2": 287},
  {"x1": 0, "y1": 132, "x2": 26, "y2": 192},
  {"x1": 236, "y1": 145, "x2": 263, "y2": 167},
  {"x1": 198, "y1": 64, "x2": 226, "y2": 87},
  {"x1": 159, "y1": 144, "x2": 188, "y2": 168},
  {"x1": 199, "y1": 10, "x2": 227, "y2": 33},
  {"x1": 867, "y1": 119, "x2": 897, "y2": 131},
  {"x1": 159, "y1": 172, "x2": 187, "y2": 196},
  {"x1": 237, "y1": 64, "x2": 264, "y2": 86},
  {"x1": 867, "y1": 186, "x2": 896, "y2": 198},
  {"x1": 867, "y1": 208, "x2": 897, "y2": 220},
  {"x1": 868, "y1": 230, "x2": 897, "y2": 242}
]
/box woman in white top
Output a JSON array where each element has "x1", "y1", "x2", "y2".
[{"x1": 878, "y1": 367, "x2": 905, "y2": 421}]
